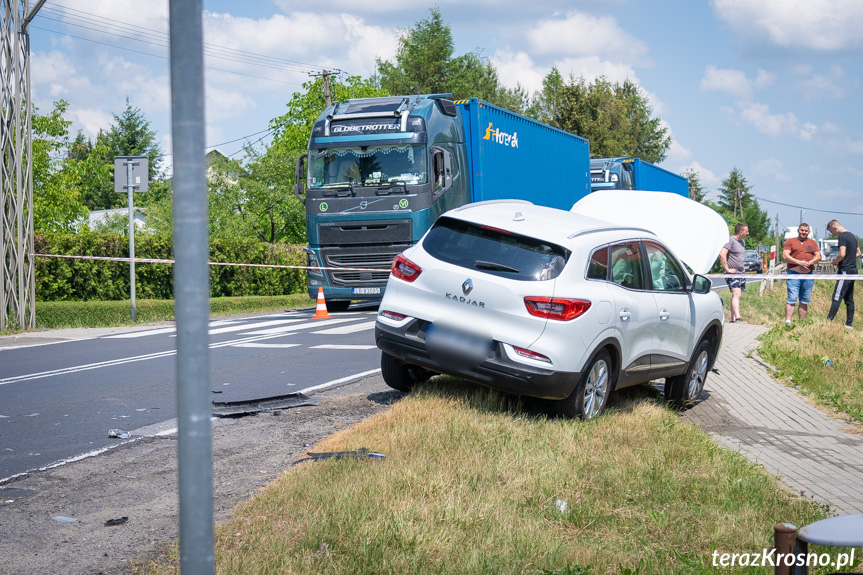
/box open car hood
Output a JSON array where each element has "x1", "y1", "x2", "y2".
[{"x1": 571, "y1": 190, "x2": 728, "y2": 275}]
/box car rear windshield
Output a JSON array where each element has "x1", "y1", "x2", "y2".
[{"x1": 422, "y1": 216, "x2": 570, "y2": 281}]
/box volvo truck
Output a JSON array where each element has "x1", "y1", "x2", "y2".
[
  {"x1": 590, "y1": 157, "x2": 688, "y2": 197},
  {"x1": 294, "y1": 95, "x2": 591, "y2": 309}
]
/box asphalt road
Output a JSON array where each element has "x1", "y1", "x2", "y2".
[{"x1": 0, "y1": 307, "x2": 383, "y2": 482}]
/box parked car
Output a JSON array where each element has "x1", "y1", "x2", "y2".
[
  {"x1": 743, "y1": 250, "x2": 761, "y2": 273},
  {"x1": 375, "y1": 198, "x2": 725, "y2": 419}
]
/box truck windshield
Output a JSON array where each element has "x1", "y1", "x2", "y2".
[{"x1": 308, "y1": 144, "x2": 427, "y2": 189}]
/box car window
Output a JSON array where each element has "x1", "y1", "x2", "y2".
[
  {"x1": 423, "y1": 216, "x2": 570, "y2": 281},
  {"x1": 644, "y1": 241, "x2": 687, "y2": 292},
  {"x1": 610, "y1": 242, "x2": 644, "y2": 290},
  {"x1": 587, "y1": 246, "x2": 609, "y2": 280}
]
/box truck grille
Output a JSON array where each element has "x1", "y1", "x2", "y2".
[
  {"x1": 321, "y1": 245, "x2": 409, "y2": 286},
  {"x1": 317, "y1": 219, "x2": 412, "y2": 246}
]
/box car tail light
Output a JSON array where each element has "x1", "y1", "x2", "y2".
[
  {"x1": 391, "y1": 254, "x2": 422, "y2": 282},
  {"x1": 524, "y1": 297, "x2": 591, "y2": 321},
  {"x1": 513, "y1": 346, "x2": 552, "y2": 363},
  {"x1": 380, "y1": 310, "x2": 407, "y2": 321}
]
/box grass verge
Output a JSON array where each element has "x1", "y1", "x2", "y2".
[
  {"x1": 22, "y1": 294, "x2": 316, "y2": 331},
  {"x1": 723, "y1": 278, "x2": 863, "y2": 424},
  {"x1": 137, "y1": 381, "x2": 857, "y2": 575}
]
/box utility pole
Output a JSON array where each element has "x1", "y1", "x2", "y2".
[{"x1": 309, "y1": 69, "x2": 342, "y2": 107}]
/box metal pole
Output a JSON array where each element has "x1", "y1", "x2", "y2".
[
  {"x1": 169, "y1": 0, "x2": 213, "y2": 573},
  {"x1": 126, "y1": 160, "x2": 136, "y2": 322}
]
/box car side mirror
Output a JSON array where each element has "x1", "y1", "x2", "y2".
[{"x1": 691, "y1": 274, "x2": 712, "y2": 294}]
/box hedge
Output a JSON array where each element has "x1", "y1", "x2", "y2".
[{"x1": 34, "y1": 232, "x2": 307, "y2": 301}]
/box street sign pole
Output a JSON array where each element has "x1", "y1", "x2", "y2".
[
  {"x1": 114, "y1": 155, "x2": 148, "y2": 323},
  {"x1": 126, "y1": 160, "x2": 136, "y2": 322}
]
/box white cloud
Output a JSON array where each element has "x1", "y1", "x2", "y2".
[
  {"x1": 679, "y1": 161, "x2": 720, "y2": 189},
  {"x1": 818, "y1": 187, "x2": 858, "y2": 199},
  {"x1": 712, "y1": 0, "x2": 863, "y2": 50},
  {"x1": 797, "y1": 65, "x2": 846, "y2": 101},
  {"x1": 736, "y1": 101, "x2": 817, "y2": 140},
  {"x1": 72, "y1": 108, "x2": 114, "y2": 139},
  {"x1": 526, "y1": 12, "x2": 650, "y2": 64},
  {"x1": 700, "y1": 65, "x2": 774, "y2": 98},
  {"x1": 490, "y1": 50, "x2": 546, "y2": 94},
  {"x1": 752, "y1": 158, "x2": 792, "y2": 182},
  {"x1": 555, "y1": 56, "x2": 640, "y2": 85}
]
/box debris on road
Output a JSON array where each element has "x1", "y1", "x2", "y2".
[
  {"x1": 108, "y1": 429, "x2": 131, "y2": 439},
  {"x1": 51, "y1": 516, "x2": 76, "y2": 523},
  {"x1": 292, "y1": 447, "x2": 385, "y2": 465},
  {"x1": 104, "y1": 517, "x2": 129, "y2": 526},
  {"x1": 212, "y1": 392, "x2": 318, "y2": 418}
]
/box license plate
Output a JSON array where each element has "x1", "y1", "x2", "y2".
[
  {"x1": 426, "y1": 323, "x2": 492, "y2": 367},
  {"x1": 352, "y1": 287, "x2": 381, "y2": 295}
]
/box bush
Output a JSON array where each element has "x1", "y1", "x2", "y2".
[{"x1": 34, "y1": 232, "x2": 307, "y2": 301}]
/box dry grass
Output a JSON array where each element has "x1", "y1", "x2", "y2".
[{"x1": 140, "y1": 380, "x2": 843, "y2": 575}]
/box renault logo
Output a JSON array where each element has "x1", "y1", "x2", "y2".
[{"x1": 462, "y1": 278, "x2": 473, "y2": 295}]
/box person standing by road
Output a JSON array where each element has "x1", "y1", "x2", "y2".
[
  {"x1": 719, "y1": 222, "x2": 749, "y2": 323},
  {"x1": 825, "y1": 219, "x2": 860, "y2": 329},
  {"x1": 783, "y1": 223, "x2": 821, "y2": 324}
]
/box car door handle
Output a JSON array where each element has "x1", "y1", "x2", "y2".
[
  {"x1": 659, "y1": 309, "x2": 670, "y2": 321},
  {"x1": 619, "y1": 309, "x2": 631, "y2": 321}
]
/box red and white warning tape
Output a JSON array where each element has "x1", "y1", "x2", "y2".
[
  {"x1": 706, "y1": 273, "x2": 858, "y2": 280},
  {"x1": 32, "y1": 253, "x2": 390, "y2": 273}
]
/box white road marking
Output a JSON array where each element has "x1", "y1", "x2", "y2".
[
  {"x1": 206, "y1": 318, "x2": 304, "y2": 335},
  {"x1": 231, "y1": 343, "x2": 302, "y2": 349},
  {"x1": 311, "y1": 344, "x2": 378, "y2": 350},
  {"x1": 240, "y1": 317, "x2": 358, "y2": 335},
  {"x1": 311, "y1": 320, "x2": 376, "y2": 335},
  {"x1": 301, "y1": 368, "x2": 381, "y2": 394}
]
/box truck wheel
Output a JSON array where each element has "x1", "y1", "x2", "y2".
[
  {"x1": 665, "y1": 339, "x2": 711, "y2": 407},
  {"x1": 553, "y1": 349, "x2": 613, "y2": 419},
  {"x1": 380, "y1": 352, "x2": 430, "y2": 393},
  {"x1": 327, "y1": 300, "x2": 351, "y2": 312}
]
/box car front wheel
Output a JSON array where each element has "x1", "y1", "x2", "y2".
[
  {"x1": 554, "y1": 349, "x2": 614, "y2": 419},
  {"x1": 665, "y1": 339, "x2": 711, "y2": 406}
]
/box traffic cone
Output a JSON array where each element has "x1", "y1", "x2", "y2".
[{"x1": 313, "y1": 287, "x2": 331, "y2": 319}]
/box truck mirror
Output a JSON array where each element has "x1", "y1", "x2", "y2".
[{"x1": 294, "y1": 153, "x2": 307, "y2": 204}]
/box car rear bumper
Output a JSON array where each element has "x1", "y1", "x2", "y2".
[{"x1": 375, "y1": 320, "x2": 580, "y2": 400}]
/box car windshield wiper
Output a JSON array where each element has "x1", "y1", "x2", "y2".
[{"x1": 474, "y1": 260, "x2": 519, "y2": 273}]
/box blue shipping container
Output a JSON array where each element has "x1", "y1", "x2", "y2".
[
  {"x1": 630, "y1": 159, "x2": 688, "y2": 197},
  {"x1": 456, "y1": 99, "x2": 591, "y2": 211}
]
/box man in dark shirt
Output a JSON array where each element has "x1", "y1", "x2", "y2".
[{"x1": 826, "y1": 219, "x2": 861, "y2": 329}]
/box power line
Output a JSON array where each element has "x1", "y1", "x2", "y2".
[
  {"x1": 39, "y1": 2, "x2": 334, "y2": 74},
  {"x1": 756, "y1": 196, "x2": 863, "y2": 217}
]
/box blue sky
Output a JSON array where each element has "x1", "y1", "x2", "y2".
[{"x1": 28, "y1": 0, "x2": 863, "y2": 240}]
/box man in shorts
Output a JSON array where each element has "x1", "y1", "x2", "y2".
[
  {"x1": 719, "y1": 222, "x2": 749, "y2": 323},
  {"x1": 783, "y1": 223, "x2": 821, "y2": 324}
]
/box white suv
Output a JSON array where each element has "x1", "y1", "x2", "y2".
[{"x1": 375, "y1": 197, "x2": 725, "y2": 419}]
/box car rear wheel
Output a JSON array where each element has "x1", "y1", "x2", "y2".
[
  {"x1": 554, "y1": 349, "x2": 613, "y2": 419},
  {"x1": 665, "y1": 339, "x2": 711, "y2": 407},
  {"x1": 380, "y1": 352, "x2": 431, "y2": 393}
]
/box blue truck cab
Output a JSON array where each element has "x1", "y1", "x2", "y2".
[
  {"x1": 590, "y1": 157, "x2": 688, "y2": 197},
  {"x1": 294, "y1": 95, "x2": 590, "y2": 309}
]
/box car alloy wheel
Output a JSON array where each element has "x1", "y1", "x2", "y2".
[{"x1": 665, "y1": 339, "x2": 712, "y2": 407}]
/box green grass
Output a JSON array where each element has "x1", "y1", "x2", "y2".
[
  {"x1": 18, "y1": 294, "x2": 316, "y2": 331},
  {"x1": 722, "y1": 279, "x2": 863, "y2": 424},
  {"x1": 138, "y1": 381, "x2": 857, "y2": 575}
]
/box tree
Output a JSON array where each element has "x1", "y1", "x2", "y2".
[
  {"x1": 31, "y1": 100, "x2": 101, "y2": 232},
  {"x1": 526, "y1": 66, "x2": 565, "y2": 125},
  {"x1": 716, "y1": 167, "x2": 754, "y2": 219},
  {"x1": 682, "y1": 168, "x2": 706, "y2": 203},
  {"x1": 375, "y1": 7, "x2": 522, "y2": 109},
  {"x1": 80, "y1": 99, "x2": 164, "y2": 211},
  {"x1": 549, "y1": 75, "x2": 671, "y2": 163},
  {"x1": 711, "y1": 167, "x2": 770, "y2": 248}
]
